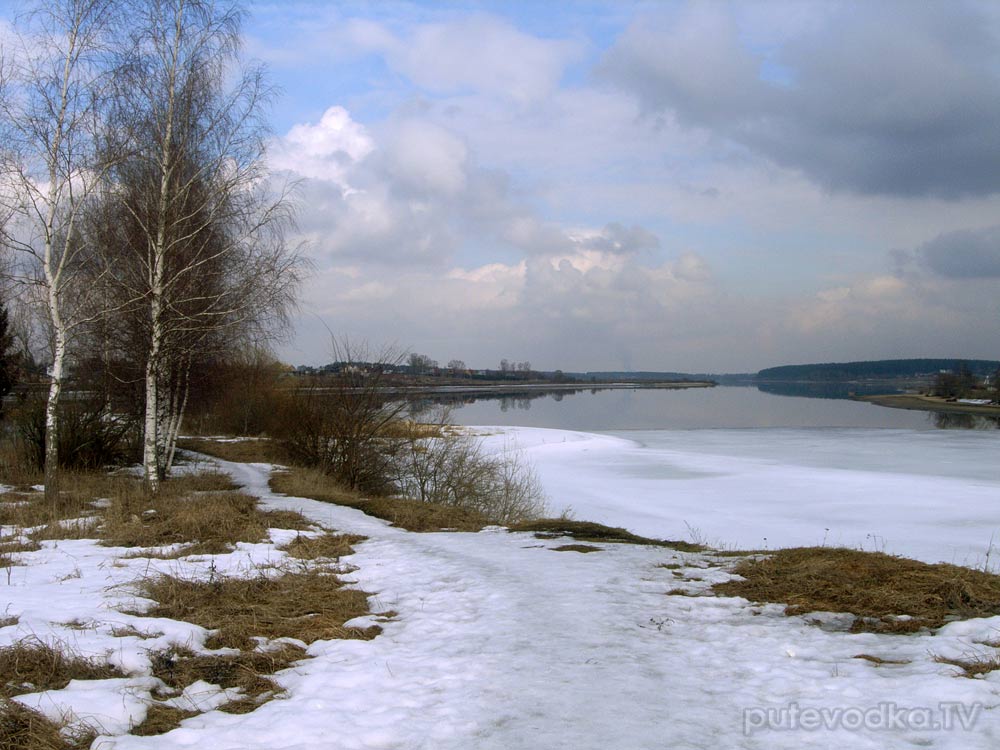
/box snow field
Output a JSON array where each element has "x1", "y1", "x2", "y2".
[{"x1": 0, "y1": 437, "x2": 998, "y2": 748}]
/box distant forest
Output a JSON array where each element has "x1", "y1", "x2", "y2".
[{"x1": 756, "y1": 359, "x2": 1000, "y2": 382}]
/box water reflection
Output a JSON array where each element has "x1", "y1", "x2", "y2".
[
  {"x1": 756, "y1": 381, "x2": 902, "y2": 399},
  {"x1": 934, "y1": 411, "x2": 1000, "y2": 430},
  {"x1": 399, "y1": 385, "x2": 1000, "y2": 431},
  {"x1": 407, "y1": 387, "x2": 594, "y2": 414}
]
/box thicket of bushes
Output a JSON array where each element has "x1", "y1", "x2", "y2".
[{"x1": 0, "y1": 344, "x2": 547, "y2": 525}]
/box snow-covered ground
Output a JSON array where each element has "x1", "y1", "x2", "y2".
[
  {"x1": 490, "y1": 426, "x2": 1000, "y2": 567},
  {"x1": 2, "y1": 430, "x2": 999, "y2": 749}
]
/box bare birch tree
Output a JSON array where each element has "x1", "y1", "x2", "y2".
[
  {"x1": 0, "y1": 0, "x2": 119, "y2": 501},
  {"x1": 98, "y1": 0, "x2": 300, "y2": 489}
]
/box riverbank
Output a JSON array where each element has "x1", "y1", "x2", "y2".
[
  {"x1": 857, "y1": 392, "x2": 1000, "y2": 416},
  {"x1": 306, "y1": 380, "x2": 716, "y2": 399}
]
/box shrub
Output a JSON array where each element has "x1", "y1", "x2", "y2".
[
  {"x1": 391, "y1": 431, "x2": 547, "y2": 524},
  {"x1": 10, "y1": 392, "x2": 137, "y2": 471}
]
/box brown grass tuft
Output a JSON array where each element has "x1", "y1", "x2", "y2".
[
  {"x1": 509, "y1": 519, "x2": 703, "y2": 551},
  {"x1": 0, "y1": 700, "x2": 95, "y2": 750},
  {"x1": 713, "y1": 547, "x2": 1000, "y2": 633},
  {"x1": 102, "y1": 488, "x2": 311, "y2": 555},
  {"x1": 551, "y1": 544, "x2": 603, "y2": 553},
  {"x1": 0, "y1": 639, "x2": 125, "y2": 698},
  {"x1": 149, "y1": 644, "x2": 305, "y2": 714},
  {"x1": 129, "y1": 703, "x2": 197, "y2": 737},
  {"x1": 270, "y1": 467, "x2": 488, "y2": 532},
  {"x1": 132, "y1": 569, "x2": 377, "y2": 651},
  {"x1": 853, "y1": 654, "x2": 911, "y2": 666},
  {"x1": 165, "y1": 472, "x2": 239, "y2": 492},
  {"x1": 278, "y1": 533, "x2": 366, "y2": 560},
  {"x1": 935, "y1": 651, "x2": 1000, "y2": 678}
]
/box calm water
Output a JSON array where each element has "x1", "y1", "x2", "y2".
[{"x1": 437, "y1": 385, "x2": 999, "y2": 431}]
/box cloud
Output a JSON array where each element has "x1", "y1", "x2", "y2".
[
  {"x1": 273, "y1": 106, "x2": 666, "y2": 275},
  {"x1": 269, "y1": 106, "x2": 374, "y2": 185},
  {"x1": 599, "y1": 1, "x2": 1000, "y2": 198},
  {"x1": 346, "y1": 14, "x2": 582, "y2": 104},
  {"x1": 918, "y1": 226, "x2": 1000, "y2": 279},
  {"x1": 380, "y1": 119, "x2": 468, "y2": 196}
]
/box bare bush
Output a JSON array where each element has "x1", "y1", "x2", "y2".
[
  {"x1": 275, "y1": 340, "x2": 407, "y2": 494},
  {"x1": 391, "y1": 424, "x2": 548, "y2": 524}
]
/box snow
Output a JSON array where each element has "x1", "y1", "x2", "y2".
[
  {"x1": 1, "y1": 428, "x2": 999, "y2": 748},
  {"x1": 489, "y1": 426, "x2": 1000, "y2": 567}
]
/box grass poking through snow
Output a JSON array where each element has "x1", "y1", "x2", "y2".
[
  {"x1": 132, "y1": 569, "x2": 378, "y2": 651},
  {"x1": 0, "y1": 700, "x2": 95, "y2": 750},
  {"x1": 149, "y1": 644, "x2": 306, "y2": 715},
  {"x1": 510, "y1": 519, "x2": 704, "y2": 552},
  {"x1": 713, "y1": 547, "x2": 1000, "y2": 633},
  {"x1": 278, "y1": 532, "x2": 366, "y2": 560},
  {"x1": 551, "y1": 544, "x2": 603, "y2": 553},
  {"x1": 0, "y1": 639, "x2": 125, "y2": 698},
  {"x1": 270, "y1": 467, "x2": 489, "y2": 532},
  {"x1": 128, "y1": 703, "x2": 197, "y2": 737},
  {"x1": 935, "y1": 651, "x2": 1000, "y2": 678}
]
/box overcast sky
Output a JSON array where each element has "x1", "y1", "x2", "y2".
[{"x1": 36, "y1": 0, "x2": 1000, "y2": 372}]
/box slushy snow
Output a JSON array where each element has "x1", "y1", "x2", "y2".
[{"x1": 0, "y1": 426, "x2": 997, "y2": 748}]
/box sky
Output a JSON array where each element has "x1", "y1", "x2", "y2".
[{"x1": 10, "y1": 0, "x2": 1000, "y2": 373}]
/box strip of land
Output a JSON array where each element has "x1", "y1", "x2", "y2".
[
  {"x1": 307, "y1": 380, "x2": 716, "y2": 398},
  {"x1": 857, "y1": 393, "x2": 1000, "y2": 416}
]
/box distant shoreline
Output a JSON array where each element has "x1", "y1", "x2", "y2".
[
  {"x1": 327, "y1": 381, "x2": 717, "y2": 399},
  {"x1": 857, "y1": 393, "x2": 1000, "y2": 416}
]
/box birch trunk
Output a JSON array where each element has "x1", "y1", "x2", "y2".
[
  {"x1": 43, "y1": 322, "x2": 66, "y2": 502},
  {"x1": 143, "y1": 282, "x2": 164, "y2": 490},
  {"x1": 163, "y1": 356, "x2": 191, "y2": 475}
]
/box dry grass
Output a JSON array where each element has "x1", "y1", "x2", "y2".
[
  {"x1": 0, "y1": 700, "x2": 95, "y2": 750},
  {"x1": 935, "y1": 651, "x2": 1000, "y2": 678},
  {"x1": 551, "y1": 544, "x2": 603, "y2": 553},
  {"x1": 0, "y1": 639, "x2": 125, "y2": 699},
  {"x1": 270, "y1": 467, "x2": 489, "y2": 532},
  {"x1": 0, "y1": 441, "x2": 43, "y2": 489},
  {"x1": 102, "y1": 486, "x2": 311, "y2": 555},
  {"x1": 713, "y1": 547, "x2": 1000, "y2": 633},
  {"x1": 176, "y1": 437, "x2": 283, "y2": 464},
  {"x1": 128, "y1": 703, "x2": 197, "y2": 737},
  {"x1": 149, "y1": 644, "x2": 305, "y2": 714},
  {"x1": 167, "y1": 472, "x2": 239, "y2": 492},
  {"x1": 1, "y1": 485, "x2": 101, "y2": 532},
  {"x1": 132, "y1": 568, "x2": 377, "y2": 651},
  {"x1": 0, "y1": 538, "x2": 41, "y2": 559},
  {"x1": 278, "y1": 532, "x2": 365, "y2": 560},
  {"x1": 3, "y1": 470, "x2": 257, "y2": 547},
  {"x1": 509, "y1": 519, "x2": 703, "y2": 551},
  {"x1": 377, "y1": 421, "x2": 448, "y2": 439},
  {"x1": 853, "y1": 654, "x2": 911, "y2": 666}
]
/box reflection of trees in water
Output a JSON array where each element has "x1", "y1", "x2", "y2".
[
  {"x1": 405, "y1": 387, "x2": 590, "y2": 417},
  {"x1": 933, "y1": 412, "x2": 1000, "y2": 430}
]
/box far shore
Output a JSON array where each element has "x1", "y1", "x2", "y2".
[
  {"x1": 306, "y1": 380, "x2": 716, "y2": 399},
  {"x1": 857, "y1": 392, "x2": 1000, "y2": 416}
]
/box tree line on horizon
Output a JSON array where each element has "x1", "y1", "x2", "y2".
[{"x1": 756, "y1": 359, "x2": 1000, "y2": 383}]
